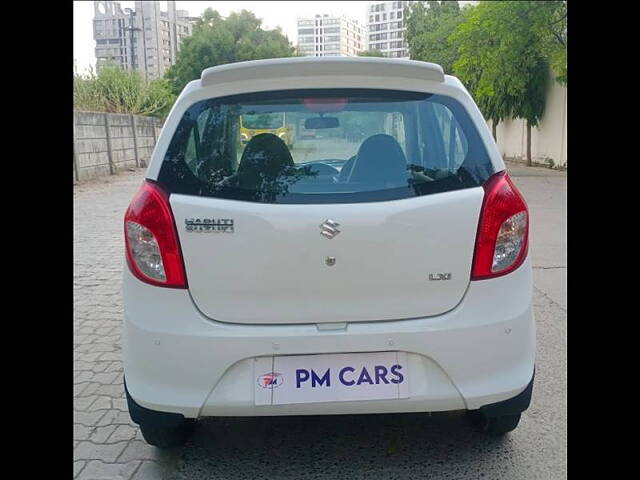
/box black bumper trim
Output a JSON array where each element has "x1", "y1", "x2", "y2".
[
  {"x1": 476, "y1": 369, "x2": 535, "y2": 418},
  {"x1": 124, "y1": 378, "x2": 188, "y2": 428}
]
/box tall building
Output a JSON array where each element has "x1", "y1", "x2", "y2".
[
  {"x1": 296, "y1": 14, "x2": 365, "y2": 57},
  {"x1": 366, "y1": 1, "x2": 413, "y2": 58},
  {"x1": 93, "y1": 1, "x2": 195, "y2": 80}
]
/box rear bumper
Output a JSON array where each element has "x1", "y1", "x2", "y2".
[
  {"x1": 124, "y1": 372, "x2": 535, "y2": 427},
  {"x1": 123, "y1": 257, "x2": 535, "y2": 419}
]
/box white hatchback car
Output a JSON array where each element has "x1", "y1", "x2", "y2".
[{"x1": 123, "y1": 57, "x2": 535, "y2": 448}]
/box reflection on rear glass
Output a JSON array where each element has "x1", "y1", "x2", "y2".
[{"x1": 159, "y1": 89, "x2": 494, "y2": 204}]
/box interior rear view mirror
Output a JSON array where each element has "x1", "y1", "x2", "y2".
[{"x1": 305, "y1": 117, "x2": 340, "y2": 129}]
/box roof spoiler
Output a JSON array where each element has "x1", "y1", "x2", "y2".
[{"x1": 200, "y1": 57, "x2": 445, "y2": 87}]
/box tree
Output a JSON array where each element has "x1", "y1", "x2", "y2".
[
  {"x1": 73, "y1": 63, "x2": 175, "y2": 118},
  {"x1": 405, "y1": 1, "x2": 466, "y2": 74},
  {"x1": 532, "y1": 1, "x2": 567, "y2": 85},
  {"x1": 293, "y1": 46, "x2": 307, "y2": 57},
  {"x1": 165, "y1": 9, "x2": 295, "y2": 95},
  {"x1": 358, "y1": 50, "x2": 385, "y2": 57},
  {"x1": 452, "y1": 1, "x2": 551, "y2": 164}
]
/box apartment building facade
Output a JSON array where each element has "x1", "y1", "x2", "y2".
[
  {"x1": 296, "y1": 14, "x2": 365, "y2": 57},
  {"x1": 366, "y1": 1, "x2": 413, "y2": 58},
  {"x1": 93, "y1": 1, "x2": 194, "y2": 80}
]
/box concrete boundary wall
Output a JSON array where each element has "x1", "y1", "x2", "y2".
[
  {"x1": 73, "y1": 111, "x2": 162, "y2": 182},
  {"x1": 488, "y1": 73, "x2": 567, "y2": 168}
]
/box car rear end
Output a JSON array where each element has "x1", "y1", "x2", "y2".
[{"x1": 122, "y1": 57, "x2": 535, "y2": 446}]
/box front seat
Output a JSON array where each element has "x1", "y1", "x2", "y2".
[
  {"x1": 235, "y1": 133, "x2": 295, "y2": 191},
  {"x1": 347, "y1": 134, "x2": 408, "y2": 187}
]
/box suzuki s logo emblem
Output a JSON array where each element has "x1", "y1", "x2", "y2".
[{"x1": 320, "y1": 219, "x2": 340, "y2": 239}]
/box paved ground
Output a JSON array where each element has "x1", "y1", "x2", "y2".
[{"x1": 73, "y1": 165, "x2": 566, "y2": 479}]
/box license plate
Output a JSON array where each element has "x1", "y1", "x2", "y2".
[{"x1": 254, "y1": 351, "x2": 409, "y2": 406}]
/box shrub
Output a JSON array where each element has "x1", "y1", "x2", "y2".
[{"x1": 74, "y1": 63, "x2": 176, "y2": 118}]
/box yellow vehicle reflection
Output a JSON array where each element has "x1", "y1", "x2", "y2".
[{"x1": 240, "y1": 113, "x2": 294, "y2": 148}]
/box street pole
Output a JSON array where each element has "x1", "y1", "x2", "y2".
[{"x1": 124, "y1": 11, "x2": 141, "y2": 73}]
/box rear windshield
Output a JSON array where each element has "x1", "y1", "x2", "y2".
[{"x1": 158, "y1": 89, "x2": 494, "y2": 204}]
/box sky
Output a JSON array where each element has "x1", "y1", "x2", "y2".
[
  {"x1": 73, "y1": 1, "x2": 475, "y2": 74},
  {"x1": 74, "y1": 1, "x2": 373, "y2": 73}
]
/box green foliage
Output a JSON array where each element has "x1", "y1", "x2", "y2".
[
  {"x1": 406, "y1": 0, "x2": 566, "y2": 133},
  {"x1": 165, "y1": 9, "x2": 295, "y2": 95},
  {"x1": 358, "y1": 50, "x2": 385, "y2": 57},
  {"x1": 451, "y1": 1, "x2": 551, "y2": 129},
  {"x1": 532, "y1": 1, "x2": 567, "y2": 85},
  {"x1": 293, "y1": 46, "x2": 307, "y2": 57},
  {"x1": 405, "y1": 1, "x2": 466, "y2": 74},
  {"x1": 73, "y1": 63, "x2": 175, "y2": 118}
]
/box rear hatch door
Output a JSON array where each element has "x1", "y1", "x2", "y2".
[{"x1": 171, "y1": 188, "x2": 483, "y2": 324}]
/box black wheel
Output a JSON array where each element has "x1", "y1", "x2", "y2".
[
  {"x1": 468, "y1": 411, "x2": 521, "y2": 436},
  {"x1": 139, "y1": 419, "x2": 195, "y2": 448}
]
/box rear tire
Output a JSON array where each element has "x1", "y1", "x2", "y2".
[
  {"x1": 139, "y1": 419, "x2": 195, "y2": 448},
  {"x1": 468, "y1": 411, "x2": 521, "y2": 436}
]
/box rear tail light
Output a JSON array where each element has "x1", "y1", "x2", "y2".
[
  {"x1": 471, "y1": 171, "x2": 529, "y2": 280},
  {"x1": 124, "y1": 180, "x2": 187, "y2": 288}
]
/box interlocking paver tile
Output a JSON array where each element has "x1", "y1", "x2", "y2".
[
  {"x1": 74, "y1": 441, "x2": 129, "y2": 463},
  {"x1": 74, "y1": 171, "x2": 150, "y2": 476},
  {"x1": 76, "y1": 460, "x2": 140, "y2": 480},
  {"x1": 116, "y1": 441, "x2": 160, "y2": 463},
  {"x1": 74, "y1": 410, "x2": 108, "y2": 427},
  {"x1": 73, "y1": 460, "x2": 86, "y2": 478},
  {"x1": 131, "y1": 461, "x2": 166, "y2": 480},
  {"x1": 89, "y1": 425, "x2": 118, "y2": 444},
  {"x1": 108, "y1": 425, "x2": 138, "y2": 443},
  {"x1": 74, "y1": 424, "x2": 92, "y2": 441}
]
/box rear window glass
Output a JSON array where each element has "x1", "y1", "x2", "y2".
[{"x1": 158, "y1": 89, "x2": 494, "y2": 204}]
